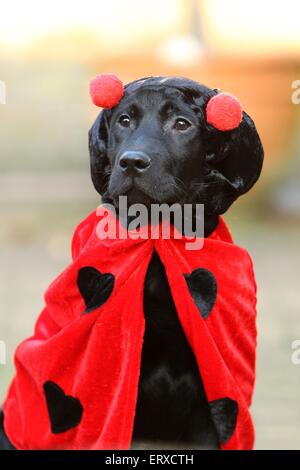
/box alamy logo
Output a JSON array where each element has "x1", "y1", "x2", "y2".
[
  {"x1": 291, "y1": 339, "x2": 300, "y2": 365},
  {"x1": 96, "y1": 197, "x2": 205, "y2": 250},
  {"x1": 0, "y1": 341, "x2": 6, "y2": 365},
  {"x1": 291, "y1": 80, "x2": 300, "y2": 105},
  {"x1": 0, "y1": 80, "x2": 6, "y2": 104}
]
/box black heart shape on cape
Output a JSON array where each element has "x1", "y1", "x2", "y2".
[
  {"x1": 184, "y1": 268, "x2": 217, "y2": 319},
  {"x1": 43, "y1": 381, "x2": 83, "y2": 434},
  {"x1": 209, "y1": 397, "x2": 238, "y2": 444},
  {"x1": 77, "y1": 266, "x2": 115, "y2": 313}
]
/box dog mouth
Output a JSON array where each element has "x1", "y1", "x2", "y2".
[
  {"x1": 122, "y1": 187, "x2": 154, "y2": 206},
  {"x1": 108, "y1": 172, "x2": 188, "y2": 208},
  {"x1": 109, "y1": 175, "x2": 153, "y2": 206}
]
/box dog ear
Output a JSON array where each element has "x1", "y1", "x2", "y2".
[
  {"x1": 201, "y1": 100, "x2": 264, "y2": 215},
  {"x1": 88, "y1": 109, "x2": 112, "y2": 199}
]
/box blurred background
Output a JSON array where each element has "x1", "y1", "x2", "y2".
[{"x1": 1, "y1": 0, "x2": 300, "y2": 449}]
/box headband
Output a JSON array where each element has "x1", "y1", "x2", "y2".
[{"x1": 89, "y1": 73, "x2": 242, "y2": 131}]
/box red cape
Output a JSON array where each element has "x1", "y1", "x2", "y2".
[{"x1": 3, "y1": 209, "x2": 257, "y2": 450}]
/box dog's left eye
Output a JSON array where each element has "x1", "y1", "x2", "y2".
[
  {"x1": 173, "y1": 118, "x2": 191, "y2": 131},
  {"x1": 118, "y1": 115, "x2": 131, "y2": 128}
]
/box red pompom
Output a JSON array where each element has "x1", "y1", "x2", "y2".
[
  {"x1": 206, "y1": 92, "x2": 242, "y2": 131},
  {"x1": 89, "y1": 73, "x2": 124, "y2": 109}
]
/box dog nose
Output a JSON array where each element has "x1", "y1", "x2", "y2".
[{"x1": 119, "y1": 151, "x2": 151, "y2": 174}]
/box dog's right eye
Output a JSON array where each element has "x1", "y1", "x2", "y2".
[
  {"x1": 173, "y1": 118, "x2": 191, "y2": 131},
  {"x1": 118, "y1": 115, "x2": 131, "y2": 128}
]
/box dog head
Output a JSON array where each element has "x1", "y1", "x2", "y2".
[{"x1": 89, "y1": 76, "x2": 263, "y2": 215}]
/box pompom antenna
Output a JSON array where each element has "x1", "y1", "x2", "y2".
[
  {"x1": 206, "y1": 92, "x2": 243, "y2": 131},
  {"x1": 89, "y1": 73, "x2": 124, "y2": 109}
]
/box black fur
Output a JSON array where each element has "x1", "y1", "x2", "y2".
[
  {"x1": 131, "y1": 251, "x2": 219, "y2": 448},
  {"x1": 0, "y1": 411, "x2": 15, "y2": 450}
]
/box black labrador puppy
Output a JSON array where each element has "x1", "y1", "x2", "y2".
[
  {"x1": 88, "y1": 76, "x2": 264, "y2": 449},
  {"x1": 0, "y1": 76, "x2": 263, "y2": 450}
]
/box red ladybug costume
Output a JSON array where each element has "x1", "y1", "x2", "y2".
[
  {"x1": 3, "y1": 208, "x2": 257, "y2": 450},
  {"x1": 2, "y1": 74, "x2": 257, "y2": 450}
]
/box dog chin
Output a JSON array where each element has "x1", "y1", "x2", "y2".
[
  {"x1": 109, "y1": 178, "x2": 183, "y2": 207},
  {"x1": 112, "y1": 188, "x2": 154, "y2": 208}
]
